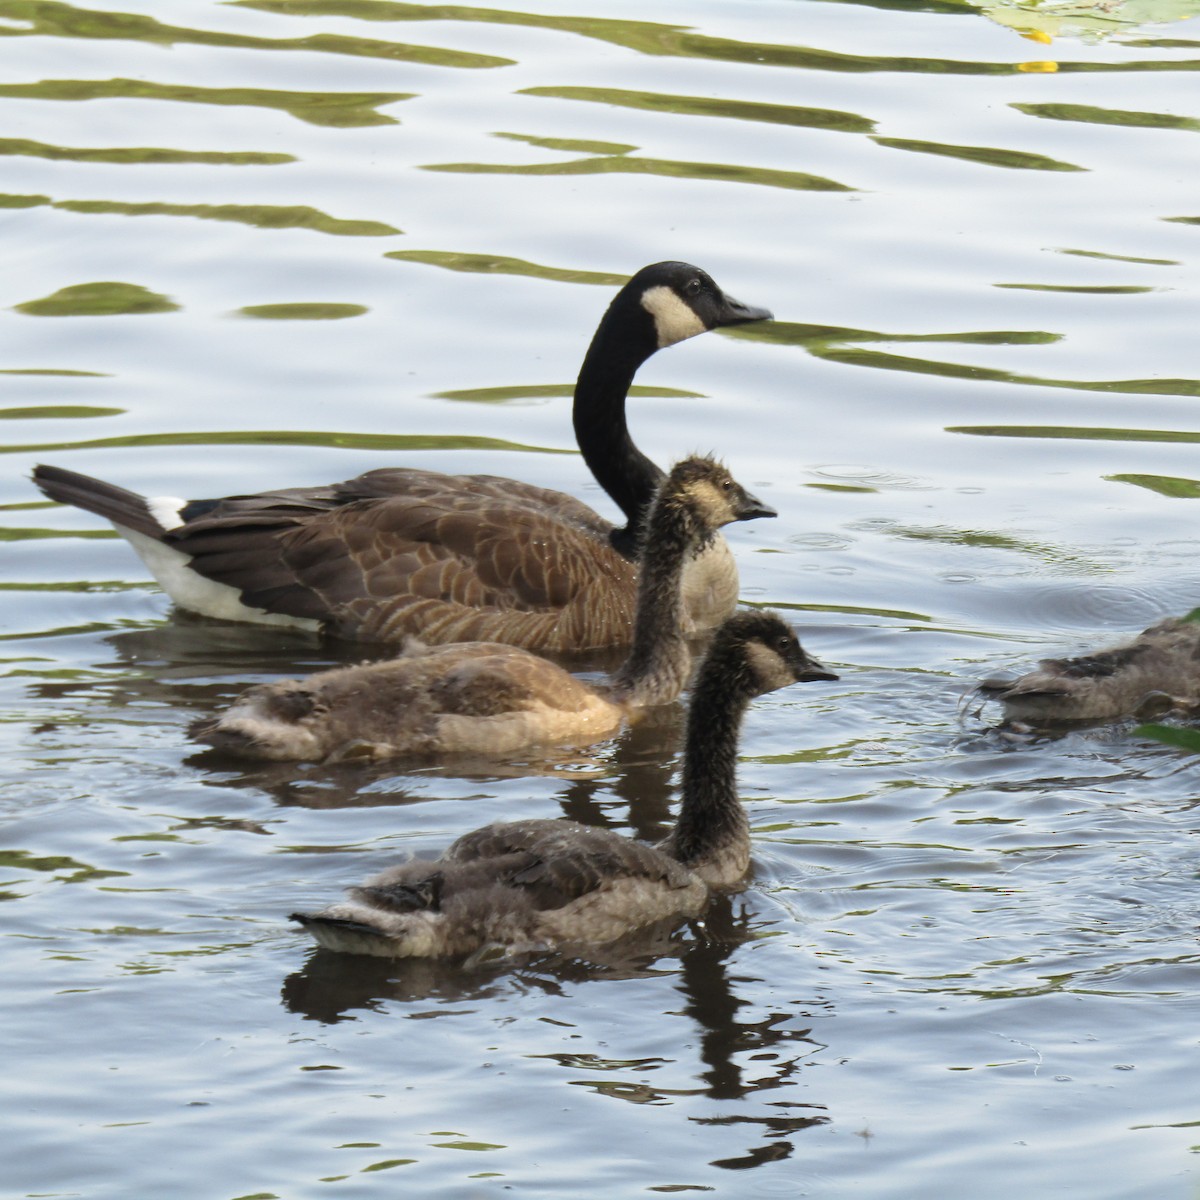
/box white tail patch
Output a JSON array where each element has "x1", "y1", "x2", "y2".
[
  {"x1": 639, "y1": 285, "x2": 706, "y2": 348},
  {"x1": 145, "y1": 495, "x2": 188, "y2": 532},
  {"x1": 116, "y1": 525, "x2": 321, "y2": 632}
]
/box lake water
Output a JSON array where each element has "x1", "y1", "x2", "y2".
[{"x1": 3, "y1": 0, "x2": 1200, "y2": 1196}]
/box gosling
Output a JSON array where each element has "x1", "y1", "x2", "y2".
[
  {"x1": 289, "y1": 610, "x2": 837, "y2": 958},
  {"x1": 979, "y1": 614, "x2": 1200, "y2": 724},
  {"x1": 192, "y1": 456, "x2": 774, "y2": 762}
]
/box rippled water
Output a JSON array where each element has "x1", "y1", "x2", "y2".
[{"x1": 4, "y1": 0, "x2": 1200, "y2": 1196}]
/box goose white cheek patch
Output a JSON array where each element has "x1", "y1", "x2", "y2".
[{"x1": 640, "y1": 286, "x2": 706, "y2": 348}]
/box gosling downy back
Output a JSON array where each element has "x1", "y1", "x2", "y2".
[
  {"x1": 33, "y1": 263, "x2": 771, "y2": 654},
  {"x1": 979, "y1": 614, "x2": 1200, "y2": 724},
  {"x1": 192, "y1": 457, "x2": 776, "y2": 762},
  {"x1": 289, "y1": 611, "x2": 837, "y2": 958}
]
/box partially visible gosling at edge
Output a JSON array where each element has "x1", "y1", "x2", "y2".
[
  {"x1": 289, "y1": 610, "x2": 837, "y2": 958},
  {"x1": 191, "y1": 456, "x2": 775, "y2": 763},
  {"x1": 979, "y1": 613, "x2": 1200, "y2": 725}
]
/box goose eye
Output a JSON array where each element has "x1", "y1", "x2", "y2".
[{"x1": 684, "y1": 278, "x2": 702, "y2": 297}]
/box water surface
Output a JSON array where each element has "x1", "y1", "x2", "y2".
[{"x1": 2, "y1": 1, "x2": 1199, "y2": 1196}]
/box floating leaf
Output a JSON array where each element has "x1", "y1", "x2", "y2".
[{"x1": 1135, "y1": 723, "x2": 1200, "y2": 753}]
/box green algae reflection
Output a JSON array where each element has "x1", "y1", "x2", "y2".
[
  {"x1": 432, "y1": 383, "x2": 702, "y2": 403},
  {"x1": 3, "y1": 192, "x2": 399, "y2": 237},
  {"x1": 385, "y1": 250, "x2": 626, "y2": 286},
  {"x1": 728, "y1": 321, "x2": 1199, "y2": 401},
  {"x1": 6, "y1": 430, "x2": 575, "y2": 457},
  {"x1": 1056, "y1": 247, "x2": 1179, "y2": 266},
  {"x1": 0, "y1": 405, "x2": 123, "y2": 419},
  {"x1": 423, "y1": 150, "x2": 853, "y2": 193},
  {"x1": 1014, "y1": 101, "x2": 1200, "y2": 133},
  {"x1": 950, "y1": 424, "x2": 1200, "y2": 443},
  {"x1": 1106, "y1": 473, "x2": 1200, "y2": 498},
  {"x1": 232, "y1": 0, "x2": 1200, "y2": 75},
  {"x1": 0, "y1": 137, "x2": 295, "y2": 166},
  {"x1": 812, "y1": 346, "x2": 1198, "y2": 399},
  {"x1": 519, "y1": 85, "x2": 875, "y2": 135},
  {"x1": 0, "y1": 77, "x2": 411, "y2": 128},
  {"x1": 15, "y1": 282, "x2": 178, "y2": 317},
  {"x1": 494, "y1": 131, "x2": 638, "y2": 156},
  {"x1": 236, "y1": 303, "x2": 369, "y2": 320},
  {"x1": 871, "y1": 135, "x2": 1086, "y2": 172},
  {"x1": 0, "y1": 0, "x2": 512, "y2": 69},
  {"x1": 0, "y1": 848, "x2": 127, "y2": 888}
]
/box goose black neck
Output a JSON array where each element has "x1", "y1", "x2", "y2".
[
  {"x1": 572, "y1": 297, "x2": 665, "y2": 558},
  {"x1": 670, "y1": 652, "x2": 756, "y2": 868},
  {"x1": 609, "y1": 493, "x2": 704, "y2": 707}
]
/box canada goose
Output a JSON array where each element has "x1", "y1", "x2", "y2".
[
  {"x1": 191, "y1": 456, "x2": 776, "y2": 762},
  {"x1": 979, "y1": 613, "x2": 1200, "y2": 724},
  {"x1": 289, "y1": 610, "x2": 837, "y2": 958},
  {"x1": 32, "y1": 263, "x2": 770, "y2": 654}
]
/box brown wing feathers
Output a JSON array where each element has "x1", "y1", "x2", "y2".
[
  {"x1": 447, "y1": 820, "x2": 694, "y2": 908},
  {"x1": 165, "y1": 474, "x2": 637, "y2": 649}
]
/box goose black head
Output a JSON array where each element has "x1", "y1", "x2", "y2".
[{"x1": 623, "y1": 261, "x2": 773, "y2": 350}]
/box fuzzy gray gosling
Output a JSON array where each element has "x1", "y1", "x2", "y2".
[
  {"x1": 192, "y1": 456, "x2": 775, "y2": 762},
  {"x1": 979, "y1": 613, "x2": 1200, "y2": 725},
  {"x1": 290, "y1": 610, "x2": 837, "y2": 958}
]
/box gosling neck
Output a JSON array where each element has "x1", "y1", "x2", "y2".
[
  {"x1": 572, "y1": 300, "x2": 665, "y2": 559},
  {"x1": 669, "y1": 658, "x2": 755, "y2": 873},
  {"x1": 607, "y1": 499, "x2": 705, "y2": 708}
]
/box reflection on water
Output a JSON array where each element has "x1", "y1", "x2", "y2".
[
  {"x1": 0, "y1": 75, "x2": 416, "y2": 126},
  {"x1": 281, "y1": 894, "x2": 831, "y2": 1168},
  {"x1": 3, "y1": 0, "x2": 1200, "y2": 1194},
  {"x1": 16, "y1": 281, "x2": 180, "y2": 316},
  {"x1": 7, "y1": 192, "x2": 401, "y2": 236},
  {"x1": 423, "y1": 145, "x2": 856, "y2": 193},
  {"x1": 2, "y1": 2, "x2": 512, "y2": 69}
]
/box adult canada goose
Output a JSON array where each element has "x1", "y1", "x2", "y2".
[
  {"x1": 289, "y1": 610, "x2": 837, "y2": 958},
  {"x1": 979, "y1": 613, "x2": 1200, "y2": 724},
  {"x1": 191, "y1": 456, "x2": 776, "y2": 762},
  {"x1": 32, "y1": 262, "x2": 770, "y2": 654}
]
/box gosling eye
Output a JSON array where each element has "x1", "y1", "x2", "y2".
[{"x1": 777, "y1": 635, "x2": 793, "y2": 653}]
